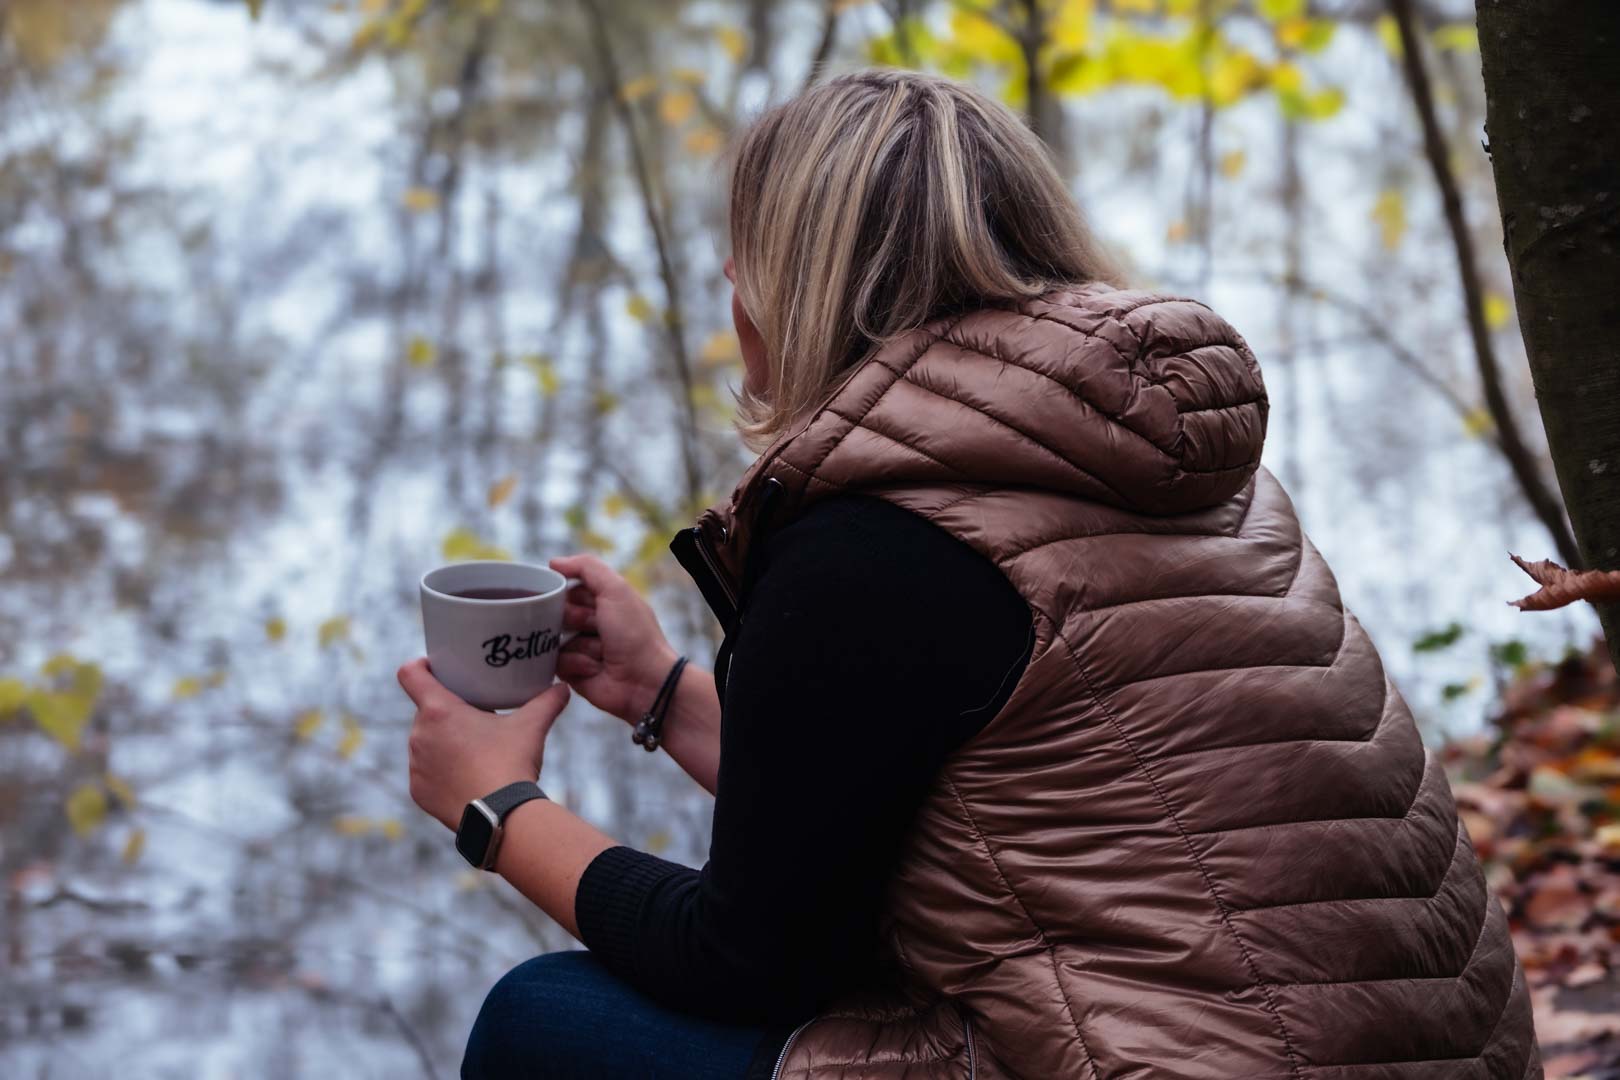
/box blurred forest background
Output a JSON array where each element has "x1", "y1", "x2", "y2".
[{"x1": 3, "y1": 0, "x2": 1617, "y2": 1076}]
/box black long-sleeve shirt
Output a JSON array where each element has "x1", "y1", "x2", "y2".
[{"x1": 574, "y1": 492, "x2": 1033, "y2": 1058}]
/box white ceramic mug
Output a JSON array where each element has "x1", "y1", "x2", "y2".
[{"x1": 419, "y1": 561, "x2": 575, "y2": 711}]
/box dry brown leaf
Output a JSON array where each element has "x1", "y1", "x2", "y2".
[{"x1": 1509, "y1": 555, "x2": 1620, "y2": 611}]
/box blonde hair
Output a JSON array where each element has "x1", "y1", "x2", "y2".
[{"x1": 725, "y1": 68, "x2": 1124, "y2": 449}]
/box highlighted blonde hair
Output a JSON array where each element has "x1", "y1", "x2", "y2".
[{"x1": 726, "y1": 68, "x2": 1124, "y2": 449}]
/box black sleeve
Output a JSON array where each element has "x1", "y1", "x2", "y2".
[{"x1": 574, "y1": 493, "x2": 1034, "y2": 1025}]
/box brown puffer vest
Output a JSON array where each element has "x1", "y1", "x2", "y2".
[{"x1": 678, "y1": 282, "x2": 1540, "y2": 1079}]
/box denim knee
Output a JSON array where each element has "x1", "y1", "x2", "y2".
[{"x1": 463, "y1": 952, "x2": 597, "y2": 1079}]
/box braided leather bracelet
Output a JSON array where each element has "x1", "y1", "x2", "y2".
[{"x1": 632, "y1": 655, "x2": 689, "y2": 752}]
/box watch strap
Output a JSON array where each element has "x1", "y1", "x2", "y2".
[{"x1": 479, "y1": 780, "x2": 548, "y2": 822}]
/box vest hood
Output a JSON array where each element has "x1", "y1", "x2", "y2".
[{"x1": 704, "y1": 283, "x2": 1270, "y2": 587}]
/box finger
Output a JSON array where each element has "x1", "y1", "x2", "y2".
[
  {"x1": 396, "y1": 657, "x2": 462, "y2": 713},
  {"x1": 560, "y1": 634, "x2": 603, "y2": 660},
  {"x1": 565, "y1": 584, "x2": 597, "y2": 609},
  {"x1": 563, "y1": 603, "x2": 598, "y2": 632},
  {"x1": 556, "y1": 651, "x2": 602, "y2": 682},
  {"x1": 549, "y1": 554, "x2": 621, "y2": 596}
]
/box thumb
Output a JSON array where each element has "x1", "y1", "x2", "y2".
[{"x1": 510, "y1": 680, "x2": 571, "y2": 755}]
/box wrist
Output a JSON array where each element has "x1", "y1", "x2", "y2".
[
  {"x1": 624, "y1": 643, "x2": 681, "y2": 724},
  {"x1": 490, "y1": 796, "x2": 551, "y2": 877}
]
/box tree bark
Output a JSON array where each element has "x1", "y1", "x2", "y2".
[{"x1": 1474, "y1": 1, "x2": 1620, "y2": 670}]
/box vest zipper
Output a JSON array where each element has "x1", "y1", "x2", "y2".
[
  {"x1": 693, "y1": 524, "x2": 737, "y2": 612},
  {"x1": 769, "y1": 1017, "x2": 816, "y2": 1080},
  {"x1": 961, "y1": 1011, "x2": 977, "y2": 1080}
]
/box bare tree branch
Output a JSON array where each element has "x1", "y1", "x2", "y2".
[{"x1": 1386, "y1": 0, "x2": 1579, "y2": 565}]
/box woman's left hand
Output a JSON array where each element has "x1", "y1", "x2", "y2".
[{"x1": 397, "y1": 657, "x2": 572, "y2": 831}]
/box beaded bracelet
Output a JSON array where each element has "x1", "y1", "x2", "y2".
[{"x1": 632, "y1": 654, "x2": 689, "y2": 752}]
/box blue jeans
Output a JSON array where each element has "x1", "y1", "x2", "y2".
[{"x1": 462, "y1": 951, "x2": 774, "y2": 1079}]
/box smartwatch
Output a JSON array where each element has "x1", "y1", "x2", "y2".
[{"x1": 455, "y1": 780, "x2": 548, "y2": 871}]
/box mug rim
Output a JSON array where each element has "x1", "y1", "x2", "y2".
[{"x1": 419, "y1": 561, "x2": 568, "y2": 604}]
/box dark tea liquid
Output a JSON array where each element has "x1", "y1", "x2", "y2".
[{"x1": 452, "y1": 587, "x2": 541, "y2": 600}]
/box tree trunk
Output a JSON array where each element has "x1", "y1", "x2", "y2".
[{"x1": 1476, "y1": 1, "x2": 1620, "y2": 671}]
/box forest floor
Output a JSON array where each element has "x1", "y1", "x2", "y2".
[{"x1": 1446, "y1": 639, "x2": 1620, "y2": 1077}]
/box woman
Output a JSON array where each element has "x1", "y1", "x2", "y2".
[{"x1": 399, "y1": 70, "x2": 1540, "y2": 1079}]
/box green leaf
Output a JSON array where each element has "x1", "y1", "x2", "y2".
[
  {"x1": 1491, "y1": 640, "x2": 1530, "y2": 669},
  {"x1": 1413, "y1": 622, "x2": 1465, "y2": 653}
]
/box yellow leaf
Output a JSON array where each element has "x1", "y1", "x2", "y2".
[
  {"x1": 1166, "y1": 219, "x2": 1189, "y2": 244},
  {"x1": 318, "y1": 616, "x2": 350, "y2": 648},
  {"x1": 1050, "y1": 0, "x2": 1091, "y2": 51},
  {"x1": 1371, "y1": 189, "x2": 1406, "y2": 251},
  {"x1": 1277, "y1": 17, "x2": 1335, "y2": 53},
  {"x1": 361, "y1": 0, "x2": 386, "y2": 11},
  {"x1": 1432, "y1": 24, "x2": 1478, "y2": 51},
  {"x1": 691, "y1": 382, "x2": 721, "y2": 411},
  {"x1": 406, "y1": 336, "x2": 436, "y2": 367},
  {"x1": 699, "y1": 329, "x2": 738, "y2": 366},
  {"x1": 488, "y1": 474, "x2": 518, "y2": 508},
  {"x1": 442, "y1": 527, "x2": 511, "y2": 562},
  {"x1": 1269, "y1": 62, "x2": 1304, "y2": 94},
  {"x1": 672, "y1": 67, "x2": 707, "y2": 86},
  {"x1": 592, "y1": 389, "x2": 620, "y2": 415},
  {"x1": 602, "y1": 492, "x2": 629, "y2": 518},
  {"x1": 246, "y1": 0, "x2": 265, "y2": 21},
  {"x1": 620, "y1": 74, "x2": 657, "y2": 103},
  {"x1": 402, "y1": 186, "x2": 440, "y2": 213},
  {"x1": 333, "y1": 815, "x2": 373, "y2": 837},
  {"x1": 172, "y1": 676, "x2": 203, "y2": 700},
  {"x1": 623, "y1": 564, "x2": 652, "y2": 593},
  {"x1": 1375, "y1": 14, "x2": 1403, "y2": 56},
  {"x1": 105, "y1": 773, "x2": 136, "y2": 809},
  {"x1": 1218, "y1": 149, "x2": 1246, "y2": 178},
  {"x1": 715, "y1": 25, "x2": 747, "y2": 62},
  {"x1": 204, "y1": 670, "x2": 227, "y2": 688},
  {"x1": 1112, "y1": 0, "x2": 1157, "y2": 13},
  {"x1": 1462, "y1": 407, "x2": 1495, "y2": 439},
  {"x1": 122, "y1": 827, "x2": 146, "y2": 865},
  {"x1": 0, "y1": 677, "x2": 26, "y2": 719},
  {"x1": 337, "y1": 714, "x2": 364, "y2": 760},
  {"x1": 41, "y1": 653, "x2": 78, "y2": 678},
  {"x1": 948, "y1": 8, "x2": 1019, "y2": 63},
  {"x1": 577, "y1": 527, "x2": 615, "y2": 554},
  {"x1": 521, "y1": 354, "x2": 560, "y2": 396},
  {"x1": 1484, "y1": 292, "x2": 1513, "y2": 331},
  {"x1": 626, "y1": 294, "x2": 655, "y2": 323},
  {"x1": 265, "y1": 616, "x2": 287, "y2": 642},
  {"x1": 1256, "y1": 0, "x2": 1304, "y2": 19},
  {"x1": 27, "y1": 689, "x2": 94, "y2": 750},
  {"x1": 634, "y1": 530, "x2": 668, "y2": 565},
  {"x1": 294, "y1": 708, "x2": 325, "y2": 741},
  {"x1": 645, "y1": 829, "x2": 672, "y2": 854},
  {"x1": 66, "y1": 784, "x2": 108, "y2": 836},
  {"x1": 658, "y1": 90, "x2": 696, "y2": 125},
  {"x1": 684, "y1": 127, "x2": 723, "y2": 155},
  {"x1": 1208, "y1": 50, "x2": 1266, "y2": 106},
  {"x1": 379, "y1": 817, "x2": 404, "y2": 840},
  {"x1": 456, "y1": 869, "x2": 485, "y2": 890}
]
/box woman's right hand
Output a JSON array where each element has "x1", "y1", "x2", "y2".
[{"x1": 549, "y1": 553, "x2": 680, "y2": 726}]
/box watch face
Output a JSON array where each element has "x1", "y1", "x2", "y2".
[{"x1": 456, "y1": 802, "x2": 498, "y2": 868}]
